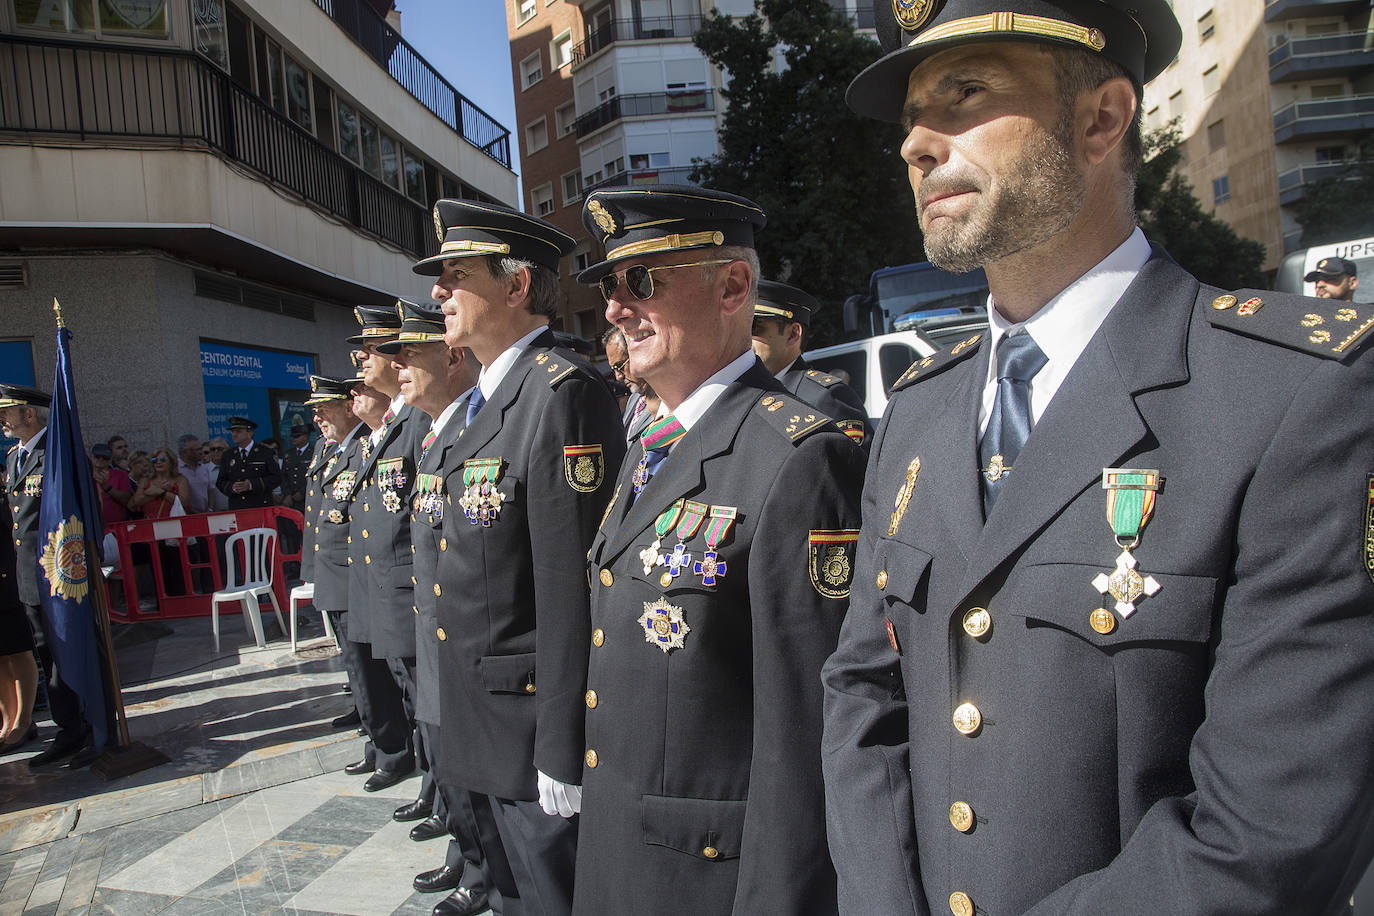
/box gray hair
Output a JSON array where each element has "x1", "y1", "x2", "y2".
[
  {"x1": 716, "y1": 246, "x2": 760, "y2": 301},
  {"x1": 486, "y1": 256, "x2": 562, "y2": 321},
  {"x1": 176, "y1": 433, "x2": 200, "y2": 450}
]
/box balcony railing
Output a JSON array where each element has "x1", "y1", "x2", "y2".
[
  {"x1": 573, "y1": 90, "x2": 714, "y2": 138},
  {"x1": 1269, "y1": 32, "x2": 1374, "y2": 82},
  {"x1": 571, "y1": 15, "x2": 702, "y2": 67},
  {"x1": 1264, "y1": 0, "x2": 1367, "y2": 22},
  {"x1": 0, "y1": 35, "x2": 436, "y2": 260},
  {"x1": 1272, "y1": 93, "x2": 1374, "y2": 143},
  {"x1": 1277, "y1": 160, "x2": 1360, "y2": 204},
  {"x1": 583, "y1": 166, "x2": 700, "y2": 195},
  {"x1": 309, "y1": 0, "x2": 509, "y2": 168}
]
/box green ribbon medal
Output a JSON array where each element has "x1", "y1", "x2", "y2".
[
  {"x1": 641, "y1": 499, "x2": 684, "y2": 575},
  {"x1": 1092, "y1": 469, "x2": 1162, "y2": 617},
  {"x1": 661, "y1": 500, "x2": 708, "y2": 581}
]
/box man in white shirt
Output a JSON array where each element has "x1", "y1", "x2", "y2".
[
  {"x1": 175, "y1": 434, "x2": 212, "y2": 514},
  {"x1": 821, "y1": 1, "x2": 1374, "y2": 913}
]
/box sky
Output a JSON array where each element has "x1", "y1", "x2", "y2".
[{"x1": 394, "y1": 0, "x2": 525, "y2": 184}]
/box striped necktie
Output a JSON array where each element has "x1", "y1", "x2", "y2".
[
  {"x1": 381, "y1": 406, "x2": 396, "y2": 427},
  {"x1": 421, "y1": 428, "x2": 437, "y2": 455},
  {"x1": 635, "y1": 415, "x2": 685, "y2": 491}
]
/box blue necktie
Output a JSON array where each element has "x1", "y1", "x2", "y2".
[
  {"x1": 979, "y1": 331, "x2": 1047, "y2": 515},
  {"x1": 465, "y1": 387, "x2": 487, "y2": 428}
]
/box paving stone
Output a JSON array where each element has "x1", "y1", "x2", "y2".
[{"x1": 88, "y1": 886, "x2": 179, "y2": 915}]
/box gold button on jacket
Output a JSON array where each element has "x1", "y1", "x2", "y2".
[
  {"x1": 436, "y1": 627, "x2": 447, "y2": 641},
  {"x1": 876, "y1": 569, "x2": 888, "y2": 590},
  {"x1": 1090, "y1": 608, "x2": 1116, "y2": 634},
  {"x1": 591, "y1": 628, "x2": 604, "y2": 647},
  {"x1": 949, "y1": 891, "x2": 974, "y2": 916},
  {"x1": 702, "y1": 846, "x2": 720, "y2": 859},
  {"x1": 585, "y1": 748, "x2": 599, "y2": 768},
  {"x1": 962, "y1": 608, "x2": 991, "y2": 638},
  {"x1": 585, "y1": 689, "x2": 598, "y2": 708},
  {"x1": 599, "y1": 568, "x2": 614, "y2": 587},
  {"x1": 952, "y1": 703, "x2": 982, "y2": 735},
  {"x1": 949, "y1": 801, "x2": 974, "y2": 832}
]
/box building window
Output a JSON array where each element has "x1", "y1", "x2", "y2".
[
  {"x1": 1168, "y1": 90, "x2": 1184, "y2": 119},
  {"x1": 1197, "y1": 8, "x2": 1214, "y2": 42},
  {"x1": 380, "y1": 134, "x2": 401, "y2": 189},
  {"x1": 1212, "y1": 175, "x2": 1230, "y2": 205},
  {"x1": 1206, "y1": 119, "x2": 1225, "y2": 152},
  {"x1": 518, "y1": 0, "x2": 536, "y2": 22},
  {"x1": 404, "y1": 150, "x2": 426, "y2": 202},
  {"x1": 520, "y1": 52, "x2": 543, "y2": 90},
  {"x1": 630, "y1": 152, "x2": 670, "y2": 170},
  {"x1": 1315, "y1": 145, "x2": 1347, "y2": 162},
  {"x1": 360, "y1": 116, "x2": 381, "y2": 177},
  {"x1": 584, "y1": 168, "x2": 603, "y2": 188},
  {"x1": 1202, "y1": 65, "x2": 1219, "y2": 96},
  {"x1": 605, "y1": 157, "x2": 624, "y2": 176},
  {"x1": 574, "y1": 251, "x2": 591, "y2": 273},
  {"x1": 337, "y1": 99, "x2": 360, "y2": 163},
  {"x1": 1305, "y1": 20, "x2": 1340, "y2": 36},
  {"x1": 525, "y1": 117, "x2": 549, "y2": 154},
  {"x1": 285, "y1": 54, "x2": 312, "y2": 131},
  {"x1": 1145, "y1": 106, "x2": 1161, "y2": 132},
  {"x1": 1310, "y1": 83, "x2": 1344, "y2": 98},
  {"x1": 256, "y1": 32, "x2": 285, "y2": 112},
  {"x1": 561, "y1": 171, "x2": 583, "y2": 205},
  {"x1": 598, "y1": 84, "x2": 616, "y2": 103},
  {"x1": 13, "y1": 0, "x2": 171, "y2": 39},
  {"x1": 552, "y1": 30, "x2": 574, "y2": 70},
  {"x1": 531, "y1": 183, "x2": 555, "y2": 216},
  {"x1": 556, "y1": 102, "x2": 577, "y2": 138},
  {"x1": 193, "y1": 0, "x2": 228, "y2": 69},
  {"x1": 313, "y1": 74, "x2": 334, "y2": 148}
]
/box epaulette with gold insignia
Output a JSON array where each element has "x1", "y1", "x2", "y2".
[
  {"x1": 534, "y1": 350, "x2": 577, "y2": 387},
  {"x1": 1206, "y1": 291, "x2": 1374, "y2": 360},
  {"x1": 803, "y1": 368, "x2": 845, "y2": 388},
  {"x1": 756, "y1": 394, "x2": 836, "y2": 444},
  {"x1": 890, "y1": 332, "x2": 986, "y2": 392}
]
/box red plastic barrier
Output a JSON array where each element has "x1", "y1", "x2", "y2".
[{"x1": 103, "y1": 507, "x2": 303, "y2": 622}]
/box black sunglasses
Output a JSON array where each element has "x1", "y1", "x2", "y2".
[
  {"x1": 609, "y1": 356, "x2": 629, "y2": 374},
  {"x1": 598, "y1": 258, "x2": 733, "y2": 302}
]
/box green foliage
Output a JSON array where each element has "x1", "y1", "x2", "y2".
[
  {"x1": 692, "y1": 0, "x2": 924, "y2": 346},
  {"x1": 1293, "y1": 142, "x2": 1374, "y2": 247},
  {"x1": 1135, "y1": 120, "x2": 1266, "y2": 290}
]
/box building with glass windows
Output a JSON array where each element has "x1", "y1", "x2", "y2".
[{"x1": 0, "y1": 0, "x2": 516, "y2": 450}]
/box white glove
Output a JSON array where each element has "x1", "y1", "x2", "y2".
[{"x1": 537, "y1": 769, "x2": 583, "y2": 818}]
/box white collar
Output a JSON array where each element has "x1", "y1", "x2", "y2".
[
  {"x1": 389, "y1": 392, "x2": 406, "y2": 414},
  {"x1": 429, "y1": 391, "x2": 469, "y2": 438},
  {"x1": 19, "y1": 427, "x2": 45, "y2": 451},
  {"x1": 659, "y1": 350, "x2": 757, "y2": 433},
  {"x1": 339, "y1": 423, "x2": 365, "y2": 450},
  {"x1": 478, "y1": 325, "x2": 548, "y2": 401}
]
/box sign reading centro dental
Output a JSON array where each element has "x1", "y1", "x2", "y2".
[{"x1": 200, "y1": 341, "x2": 314, "y2": 442}]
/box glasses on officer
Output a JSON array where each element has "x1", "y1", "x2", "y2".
[
  {"x1": 608, "y1": 355, "x2": 630, "y2": 376},
  {"x1": 598, "y1": 258, "x2": 733, "y2": 302}
]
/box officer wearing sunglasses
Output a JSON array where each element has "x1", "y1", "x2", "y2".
[{"x1": 574, "y1": 185, "x2": 866, "y2": 915}]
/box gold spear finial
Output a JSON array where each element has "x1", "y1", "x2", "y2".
[{"x1": 52, "y1": 298, "x2": 65, "y2": 329}]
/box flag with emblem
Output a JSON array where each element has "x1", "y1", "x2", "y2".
[{"x1": 36, "y1": 304, "x2": 114, "y2": 751}]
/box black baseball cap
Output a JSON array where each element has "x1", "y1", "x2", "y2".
[{"x1": 1305, "y1": 257, "x2": 1357, "y2": 281}]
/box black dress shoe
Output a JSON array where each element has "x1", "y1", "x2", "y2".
[
  {"x1": 66, "y1": 744, "x2": 101, "y2": 769},
  {"x1": 393, "y1": 798, "x2": 433, "y2": 822},
  {"x1": 363, "y1": 766, "x2": 412, "y2": 792},
  {"x1": 433, "y1": 887, "x2": 489, "y2": 916},
  {"x1": 343, "y1": 757, "x2": 375, "y2": 776},
  {"x1": 413, "y1": 864, "x2": 462, "y2": 893},
  {"x1": 27, "y1": 729, "x2": 87, "y2": 768},
  {"x1": 341, "y1": 682, "x2": 352, "y2": 694},
  {"x1": 409, "y1": 814, "x2": 447, "y2": 842},
  {"x1": 331, "y1": 708, "x2": 361, "y2": 729}
]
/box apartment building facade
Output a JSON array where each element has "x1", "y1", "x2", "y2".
[
  {"x1": 0, "y1": 0, "x2": 516, "y2": 448},
  {"x1": 1142, "y1": 0, "x2": 1374, "y2": 270}
]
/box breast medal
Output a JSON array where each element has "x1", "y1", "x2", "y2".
[
  {"x1": 640, "y1": 500, "x2": 683, "y2": 575},
  {"x1": 692, "y1": 505, "x2": 736, "y2": 586},
  {"x1": 1091, "y1": 469, "x2": 1162, "y2": 617},
  {"x1": 661, "y1": 500, "x2": 707, "y2": 583},
  {"x1": 639, "y1": 597, "x2": 690, "y2": 652},
  {"x1": 460, "y1": 457, "x2": 504, "y2": 526},
  {"x1": 376, "y1": 458, "x2": 408, "y2": 514}
]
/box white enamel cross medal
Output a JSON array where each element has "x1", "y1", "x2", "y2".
[
  {"x1": 1092, "y1": 549, "x2": 1160, "y2": 616},
  {"x1": 640, "y1": 538, "x2": 664, "y2": 576}
]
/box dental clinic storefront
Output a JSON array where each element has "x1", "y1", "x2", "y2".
[{"x1": 200, "y1": 340, "x2": 315, "y2": 444}]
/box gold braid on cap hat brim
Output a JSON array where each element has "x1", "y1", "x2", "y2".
[{"x1": 911, "y1": 12, "x2": 1108, "y2": 52}]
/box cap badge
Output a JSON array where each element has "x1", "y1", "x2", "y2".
[
  {"x1": 588, "y1": 199, "x2": 617, "y2": 235},
  {"x1": 432, "y1": 205, "x2": 444, "y2": 242},
  {"x1": 894, "y1": 0, "x2": 935, "y2": 31}
]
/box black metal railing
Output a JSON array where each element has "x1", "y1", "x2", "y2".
[
  {"x1": 583, "y1": 166, "x2": 699, "y2": 194},
  {"x1": 573, "y1": 89, "x2": 714, "y2": 138},
  {"x1": 310, "y1": 0, "x2": 510, "y2": 167},
  {"x1": 0, "y1": 35, "x2": 436, "y2": 259},
  {"x1": 1270, "y1": 31, "x2": 1374, "y2": 69},
  {"x1": 571, "y1": 15, "x2": 702, "y2": 66}
]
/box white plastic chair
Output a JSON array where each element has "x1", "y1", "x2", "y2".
[
  {"x1": 289, "y1": 582, "x2": 337, "y2": 651},
  {"x1": 211, "y1": 528, "x2": 285, "y2": 651}
]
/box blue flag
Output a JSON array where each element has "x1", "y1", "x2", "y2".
[{"x1": 36, "y1": 324, "x2": 110, "y2": 751}]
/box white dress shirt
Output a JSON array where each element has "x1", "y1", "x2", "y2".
[{"x1": 478, "y1": 326, "x2": 549, "y2": 402}]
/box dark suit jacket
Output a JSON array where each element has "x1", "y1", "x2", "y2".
[
  {"x1": 299, "y1": 437, "x2": 331, "y2": 583},
  {"x1": 781, "y1": 356, "x2": 872, "y2": 449},
  {"x1": 434, "y1": 331, "x2": 625, "y2": 801},
  {"x1": 312, "y1": 427, "x2": 366, "y2": 613},
  {"x1": 574, "y1": 360, "x2": 866, "y2": 916},
  {"x1": 4, "y1": 432, "x2": 45, "y2": 606},
  {"x1": 353, "y1": 404, "x2": 425, "y2": 660},
  {"x1": 821, "y1": 253, "x2": 1374, "y2": 916},
  {"x1": 216, "y1": 442, "x2": 282, "y2": 509},
  {"x1": 410, "y1": 396, "x2": 470, "y2": 726},
  {"x1": 281, "y1": 443, "x2": 311, "y2": 507}
]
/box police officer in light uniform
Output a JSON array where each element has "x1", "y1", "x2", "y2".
[
  {"x1": 750, "y1": 279, "x2": 872, "y2": 448},
  {"x1": 416, "y1": 199, "x2": 625, "y2": 916},
  {"x1": 573, "y1": 186, "x2": 866, "y2": 915},
  {"x1": 215, "y1": 417, "x2": 281, "y2": 509},
  {"x1": 821, "y1": 1, "x2": 1374, "y2": 913}
]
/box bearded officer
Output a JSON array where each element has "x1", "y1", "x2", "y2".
[
  {"x1": 750, "y1": 279, "x2": 871, "y2": 448},
  {"x1": 416, "y1": 199, "x2": 625, "y2": 916},
  {"x1": 821, "y1": 1, "x2": 1374, "y2": 914},
  {"x1": 383, "y1": 305, "x2": 516, "y2": 916},
  {"x1": 574, "y1": 186, "x2": 866, "y2": 915}
]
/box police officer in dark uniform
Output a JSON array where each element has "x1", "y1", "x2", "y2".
[
  {"x1": 384, "y1": 306, "x2": 513, "y2": 916},
  {"x1": 416, "y1": 199, "x2": 625, "y2": 916},
  {"x1": 822, "y1": 1, "x2": 1374, "y2": 913},
  {"x1": 750, "y1": 279, "x2": 872, "y2": 448},
  {"x1": 573, "y1": 187, "x2": 866, "y2": 915},
  {"x1": 280, "y1": 424, "x2": 312, "y2": 511},
  {"x1": 1, "y1": 386, "x2": 91, "y2": 766},
  {"x1": 215, "y1": 417, "x2": 282, "y2": 509}
]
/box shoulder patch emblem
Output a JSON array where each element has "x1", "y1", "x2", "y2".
[
  {"x1": 836, "y1": 419, "x2": 866, "y2": 446},
  {"x1": 809, "y1": 530, "x2": 858, "y2": 598},
  {"x1": 564, "y1": 445, "x2": 605, "y2": 493}
]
